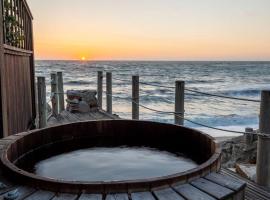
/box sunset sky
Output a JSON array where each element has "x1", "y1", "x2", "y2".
[{"x1": 27, "y1": 0, "x2": 270, "y2": 61}]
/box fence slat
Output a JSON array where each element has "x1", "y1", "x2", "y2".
[
  {"x1": 57, "y1": 72, "x2": 65, "y2": 112},
  {"x1": 97, "y1": 71, "x2": 103, "y2": 109},
  {"x1": 106, "y1": 72, "x2": 112, "y2": 114},
  {"x1": 132, "y1": 75, "x2": 139, "y2": 120},
  {"x1": 175, "y1": 81, "x2": 185, "y2": 125},
  {"x1": 37, "y1": 77, "x2": 47, "y2": 128}
]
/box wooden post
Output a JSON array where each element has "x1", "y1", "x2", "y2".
[
  {"x1": 0, "y1": 0, "x2": 6, "y2": 137},
  {"x1": 106, "y1": 72, "x2": 112, "y2": 114},
  {"x1": 175, "y1": 81, "x2": 185, "y2": 125},
  {"x1": 257, "y1": 90, "x2": 270, "y2": 187},
  {"x1": 57, "y1": 72, "x2": 65, "y2": 112},
  {"x1": 51, "y1": 73, "x2": 59, "y2": 116},
  {"x1": 245, "y1": 127, "x2": 254, "y2": 147},
  {"x1": 132, "y1": 75, "x2": 139, "y2": 120},
  {"x1": 97, "y1": 71, "x2": 103, "y2": 109},
  {"x1": 37, "y1": 77, "x2": 47, "y2": 128}
]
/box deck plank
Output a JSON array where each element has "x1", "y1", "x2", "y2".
[
  {"x1": 24, "y1": 190, "x2": 55, "y2": 200},
  {"x1": 153, "y1": 187, "x2": 185, "y2": 200},
  {"x1": 52, "y1": 193, "x2": 78, "y2": 200},
  {"x1": 79, "y1": 194, "x2": 103, "y2": 200},
  {"x1": 131, "y1": 192, "x2": 155, "y2": 200},
  {"x1": 0, "y1": 186, "x2": 36, "y2": 200},
  {"x1": 48, "y1": 110, "x2": 117, "y2": 127},
  {"x1": 221, "y1": 168, "x2": 270, "y2": 199},
  {"x1": 191, "y1": 178, "x2": 233, "y2": 199},
  {"x1": 105, "y1": 193, "x2": 129, "y2": 200},
  {"x1": 205, "y1": 172, "x2": 246, "y2": 191},
  {"x1": 173, "y1": 183, "x2": 216, "y2": 200}
]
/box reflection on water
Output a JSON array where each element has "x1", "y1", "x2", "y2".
[
  {"x1": 36, "y1": 61, "x2": 270, "y2": 137},
  {"x1": 34, "y1": 147, "x2": 198, "y2": 182}
]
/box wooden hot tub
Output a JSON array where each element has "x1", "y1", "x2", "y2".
[{"x1": 1, "y1": 120, "x2": 222, "y2": 193}]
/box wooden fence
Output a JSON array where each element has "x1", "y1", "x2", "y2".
[{"x1": 0, "y1": 0, "x2": 35, "y2": 137}]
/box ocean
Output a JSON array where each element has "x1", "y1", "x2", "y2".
[{"x1": 35, "y1": 61, "x2": 270, "y2": 138}]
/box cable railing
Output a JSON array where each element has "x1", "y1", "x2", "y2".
[
  {"x1": 104, "y1": 91, "x2": 266, "y2": 136},
  {"x1": 112, "y1": 77, "x2": 261, "y2": 103},
  {"x1": 39, "y1": 71, "x2": 268, "y2": 137}
]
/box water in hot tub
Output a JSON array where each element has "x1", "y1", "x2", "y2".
[{"x1": 34, "y1": 147, "x2": 198, "y2": 181}]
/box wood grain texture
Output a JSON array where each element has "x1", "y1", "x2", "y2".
[
  {"x1": 131, "y1": 192, "x2": 156, "y2": 200},
  {"x1": 52, "y1": 193, "x2": 78, "y2": 200},
  {"x1": 173, "y1": 184, "x2": 216, "y2": 200},
  {"x1": 205, "y1": 172, "x2": 246, "y2": 191},
  {"x1": 24, "y1": 190, "x2": 55, "y2": 200},
  {"x1": 191, "y1": 178, "x2": 233, "y2": 199},
  {"x1": 0, "y1": 0, "x2": 35, "y2": 137},
  {"x1": 0, "y1": 0, "x2": 5, "y2": 137},
  {"x1": 79, "y1": 194, "x2": 103, "y2": 200},
  {"x1": 153, "y1": 188, "x2": 185, "y2": 200}
]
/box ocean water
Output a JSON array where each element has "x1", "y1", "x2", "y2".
[{"x1": 35, "y1": 61, "x2": 270, "y2": 138}]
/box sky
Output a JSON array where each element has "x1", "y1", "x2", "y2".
[{"x1": 27, "y1": 0, "x2": 270, "y2": 61}]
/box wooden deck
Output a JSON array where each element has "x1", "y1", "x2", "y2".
[
  {"x1": 0, "y1": 170, "x2": 246, "y2": 200},
  {"x1": 1, "y1": 167, "x2": 269, "y2": 200},
  {"x1": 47, "y1": 110, "x2": 119, "y2": 126},
  {"x1": 0, "y1": 110, "x2": 269, "y2": 199}
]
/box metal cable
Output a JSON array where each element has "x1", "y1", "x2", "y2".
[
  {"x1": 104, "y1": 92, "x2": 267, "y2": 136},
  {"x1": 185, "y1": 88, "x2": 261, "y2": 103},
  {"x1": 105, "y1": 92, "x2": 183, "y2": 115},
  {"x1": 105, "y1": 73, "x2": 261, "y2": 103}
]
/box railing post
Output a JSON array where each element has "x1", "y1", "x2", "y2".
[
  {"x1": 106, "y1": 72, "x2": 112, "y2": 114},
  {"x1": 51, "y1": 73, "x2": 59, "y2": 116},
  {"x1": 175, "y1": 81, "x2": 185, "y2": 125},
  {"x1": 257, "y1": 90, "x2": 270, "y2": 187},
  {"x1": 132, "y1": 75, "x2": 139, "y2": 120},
  {"x1": 57, "y1": 72, "x2": 65, "y2": 112},
  {"x1": 97, "y1": 71, "x2": 103, "y2": 109},
  {"x1": 245, "y1": 127, "x2": 254, "y2": 147},
  {"x1": 37, "y1": 77, "x2": 47, "y2": 128}
]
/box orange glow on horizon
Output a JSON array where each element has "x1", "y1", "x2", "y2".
[{"x1": 29, "y1": 0, "x2": 270, "y2": 61}]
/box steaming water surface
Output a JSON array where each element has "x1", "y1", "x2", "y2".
[{"x1": 34, "y1": 147, "x2": 197, "y2": 181}]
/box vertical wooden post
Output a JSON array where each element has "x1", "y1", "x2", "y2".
[
  {"x1": 51, "y1": 73, "x2": 59, "y2": 116},
  {"x1": 175, "y1": 81, "x2": 185, "y2": 125},
  {"x1": 132, "y1": 75, "x2": 139, "y2": 120},
  {"x1": 106, "y1": 72, "x2": 112, "y2": 114},
  {"x1": 245, "y1": 127, "x2": 254, "y2": 147},
  {"x1": 0, "y1": 0, "x2": 6, "y2": 137},
  {"x1": 37, "y1": 77, "x2": 47, "y2": 128},
  {"x1": 57, "y1": 72, "x2": 65, "y2": 112},
  {"x1": 97, "y1": 71, "x2": 103, "y2": 109},
  {"x1": 257, "y1": 90, "x2": 270, "y2": 187}
]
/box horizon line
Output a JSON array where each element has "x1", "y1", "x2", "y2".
[{"x1": 35, "y1": 59, "x2": 270, "y2": 62}]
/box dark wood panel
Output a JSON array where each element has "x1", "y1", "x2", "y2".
[
  {"x1": 0, "y1": 0, "x2": 5, "y2": 137},
  {"x1": 2, "y1": 53, "x2": 34, "y2": 136}
]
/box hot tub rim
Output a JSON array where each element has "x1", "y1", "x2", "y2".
[{"x1": 0, "y1": 120, "x2": 222, "y2": 192}]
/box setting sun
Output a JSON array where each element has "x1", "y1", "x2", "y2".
[{"x1": 81, "y1": 56, "x2": 86, "y2": 61}]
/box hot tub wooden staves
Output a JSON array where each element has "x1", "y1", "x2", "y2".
[{"x1": 0, "y1": 119, "x2": 249, "y2": 200}]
